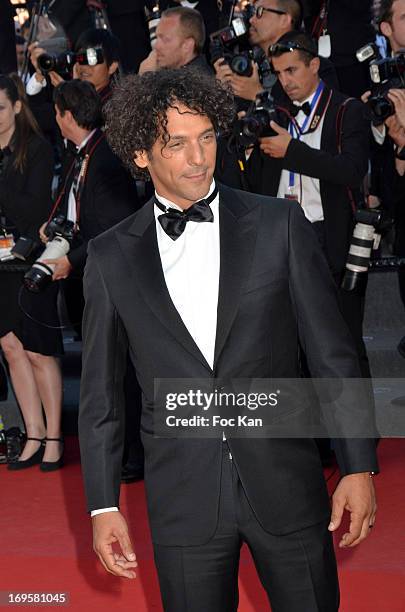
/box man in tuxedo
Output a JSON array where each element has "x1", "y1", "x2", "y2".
[
  {"x1": 79, "y1": 68, "x2": 378, "y2": 611},
  {"x1": 245, "y1": 30, "x2": 371, "y2": 378}
]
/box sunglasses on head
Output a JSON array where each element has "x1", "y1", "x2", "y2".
[
  {"x1": 253, "y1": 5, "x2": 287, "y2": 19},
  {"x1": 268, "y1": 41, "x2": 318, "y2": 58}
]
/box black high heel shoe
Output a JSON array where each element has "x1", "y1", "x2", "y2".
[
  {"x1": 40, "y1": 437, "x2": 64, "y2": 472},
  {"x1": 7, "y1": 437, "x2": 45, "y2": 470}
]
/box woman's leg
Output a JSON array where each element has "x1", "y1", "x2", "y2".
[
  {"x1": 26, "y1": 351, "x2": 63, "y2": 463},
  {"x1": 0, "y1": 332, "x2": 46, "y2": 460}
]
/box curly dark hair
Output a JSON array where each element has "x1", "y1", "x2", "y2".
[{"x1": 104, "y1": 68, "x2": 235, "y2": 179}]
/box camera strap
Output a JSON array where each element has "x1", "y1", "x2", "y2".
[
  {"x1": 48, "y1": 130, "x2": 105, "y2": 229},
  {"x1": 288, "y1": 82, "x2": 332, "y2": 194},
  {"x1": 311, "y1": 0, "x2": 329, "y2": 41},
  {"x1": 336, "y1": 97, "x2": 358, "y2": 213}
]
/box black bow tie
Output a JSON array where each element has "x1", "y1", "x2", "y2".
[
  {"x1": 155, "y1": 186, "x2": 217, "y2": 240},
  {"x1": 291, "y1": 101, "x2": 312, "y2": 117}
]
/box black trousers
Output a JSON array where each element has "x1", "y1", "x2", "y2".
[{"x1": 153, "y1": 443, "x2": 339, "y2": 612}]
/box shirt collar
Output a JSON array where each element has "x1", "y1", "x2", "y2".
[
  {"x1": 77, "y1": 129, "x2": 97, "y2": 153},
  {"x1": 154, "y1": 180, "x2": 217, "y2": 216},
  {"x1": 292, "y1": 85, "x2": 320, "y2": 109}
]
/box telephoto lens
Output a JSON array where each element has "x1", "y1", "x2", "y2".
[
  {"x1": 23, "y1": 216, "x2": 74, "y2": 292},
  {"x1": 23, "y1": 236, "x2": 71, "y2": 292}
]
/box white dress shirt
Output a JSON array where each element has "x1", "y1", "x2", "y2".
[
  {"x1": 277, "y1": 88, "x2": 326, "y2": 223},
  {"x1": 91, "y1": 181, "x2": 220, "y2": 517},
  {"x1": 26, "y1": 73, "x2": 46, "y2": 96}
]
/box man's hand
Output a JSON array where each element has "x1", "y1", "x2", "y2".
[
  {"x1": 259, "y1": 121, "x2": 292, "y2": 158},
  {"x1": 213, "y1": 59, "x2": 234, "y2": 85},
  {"x1": 385, "y1": 114, "x2": 405, "y2": 149},
  {"x1": 48, "y1": 71, "x2": 65, "y2": 87},
  {"x1": 39, "y1": 222, "x2": 49, "y2": 244},
  {"x1": 28, "y1": 42, "x2": 46, "y2": 73},
  {"x1": 92, "y1": 511, "x2": 137, "y2": 579},
  {"x1": 42, "y1": 255, "x2": 72, "y2": 281},
  {"x1": 139, "y1": 50, "x2": 157, "y2": 74},
  {"x1": 388, "y1": 89, "x2": 405, "y2": 130},
  {"x1": 361, "y1": 90, "x2": 371, "y2": 104},
  {"x1": 213, "y1": 59, "x2": 261, "y2": 101},
  {"x1": 329, "y1": 472, "x2": 377, "y2": 548}
]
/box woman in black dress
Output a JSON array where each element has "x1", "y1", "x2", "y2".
[{"x1": 0, "y1": 74, "x2": 63, "y2": 470}]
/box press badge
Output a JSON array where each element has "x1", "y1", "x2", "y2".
[
  {"x1": 318, "y1": 33, "x2": 331, "y2": 58},
  {"x1": 284, "y1": 185, "x2": 299, "y2": 202}
]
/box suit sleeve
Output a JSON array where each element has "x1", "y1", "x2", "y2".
[
  {"x1": 286, "y1": 202, "x2": 379, "y2": 476},
  {"x1": 78, "y1": 241, "x2": 128, "y2": 512},
  {"x1": 283, "y1": 100, "x2": 369, "y2": 188}
]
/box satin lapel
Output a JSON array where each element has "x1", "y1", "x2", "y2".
[
  {"x1": 116, "y1": 201, "x2": 212, "y2": 372},
  {"x1": 214, "y1": 186, "x2": 259, "y2": 369}
]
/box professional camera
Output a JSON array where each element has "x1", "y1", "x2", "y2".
[
  {"x1": 210, "y1": 4, "x2": 257, "y2": 77},
  {"x1": 23, "y1": 215, "x2": 75, "y2": 293},
  {"x1": 357, "y1": 44, "x2": 405, "y2": 124},
  {"x1": 37, "y1": 47, "x2": 104, "y2": 75},
  {"x1": 233, "y1": 90, "x2": 280, "y2": 148},
  {"x1": 145, "y1": 2, "x2": 161, "y2": 48},
  {"x1": 341, "y1": 208, "x2": 392, "y2": 292}
]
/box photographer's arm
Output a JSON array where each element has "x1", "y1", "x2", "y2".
[
  {"x1": 274, "y1": 101, "x2": 369, "y2": 187},
  {"x1": 213, "y1": 59, "x2": 262, "y2": 101}
]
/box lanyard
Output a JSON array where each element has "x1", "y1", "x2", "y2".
[
  {"x1": 49, "y1": 131, "x2": 104, "y2": 228},
  {"x1": 288, "y1": 81, "x2": 325, "y2": 190}
]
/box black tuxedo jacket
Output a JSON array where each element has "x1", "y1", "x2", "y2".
[
  {"x1": 79, "y1": 184, "x2": 378, "y2": 546},
  {"x1": 56, "y1": 130, "x2": 139, "y2": 270},
  {"x1": 246, "y1": 89, "x2": 370, "y2": 275}
]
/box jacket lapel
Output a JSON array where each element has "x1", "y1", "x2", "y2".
[
  {"x1": 116, "y1": 200, "x2": 212, "y2": 371},
  {"x1": 116, "y1": 186, "x2": 259, "y2": 374},
  {"x1": 214, "y1": 185, "x2": 259, "y2": 369}
]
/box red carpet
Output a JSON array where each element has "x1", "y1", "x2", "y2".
[{"x1": 1, "y1": 439, "x2": 404, "y2": 611}]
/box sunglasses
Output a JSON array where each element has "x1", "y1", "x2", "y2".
[
  {"x1": 253, "y1": 6, "x2": 287, "y2": 19},
  {"x1": 268, "y1": 41, "x2": 318, "y2": 57}
]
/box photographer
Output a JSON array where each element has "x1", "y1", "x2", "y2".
[
  {"x1": 214, "y1": 0, "x2": 302, "y2": 101},
  {"x1": 245, "y1": 31, "x2": 371, "y2": 376},
  {"x1": 367, "y1": 0, "x2": 405, "y2": 356},
  {"x1": 40, "y1": 79, "x2": 139, "y2": 283},
  {"x1": 139, "y1": 6, "x2": 211, "y2": 74},
  {"x1": 0, "y1": 74, "x2": 63, "y2": 471},
  {"x1": 26, "y1": 28, "x2": 120, "y2": 105}
]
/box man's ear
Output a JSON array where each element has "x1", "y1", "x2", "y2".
[
  {"x1": 65, "y1": 109, "x2": 74, "y2": 125},
  {"x1": 108, "y1": 61, "x2": 119, "y2": 76},
  {"x1": 310, "y1": 56, "x2": 321, "y2": 75},
  {"x1": 134, "y1": 149, "x2": 149, "y2": 169},
  {"x1": 380, "y1": 21, "x2": 392, "y2": 38},
  {"x1": 182, "y1": 37, "x2": 195, "y2": 57}
]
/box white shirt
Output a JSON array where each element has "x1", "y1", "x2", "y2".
[
  {"x1": 26, "y1": 72, "x2": 46, "y2": 96},
  {"x1": 91, "y1": 181, "x2": 220, "y2": 518},
  {"x1": 67, "y1": 130, "x2": 97, "y2": 224},
  {"x1": 154, "y1": 181, "x2": 220, "y2": 369},
  {"x1": 277, "y1": 87, "x2": 326, "y2": 223}
]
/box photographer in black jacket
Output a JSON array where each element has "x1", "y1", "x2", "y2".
[
  {"x1": 39, "y1": 79, "x2": 138, "y2": 279},
  {"x1": 245, "y1": 31, "x2": 371, "y2": 377}
]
